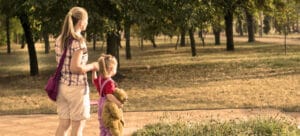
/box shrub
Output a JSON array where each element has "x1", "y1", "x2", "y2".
[{"x1": 132, "y1": 117, "x2": 299, "y2": 136}]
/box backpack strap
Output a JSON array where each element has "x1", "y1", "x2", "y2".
[{"x1": 99, "y1": 77, "x2": 112, "y2": 97}]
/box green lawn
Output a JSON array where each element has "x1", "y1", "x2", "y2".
[{"x1": 0, "y1": 35, "x2": 299, "y2": 115}]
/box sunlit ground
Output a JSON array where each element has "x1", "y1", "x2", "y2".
[{"x1": 0, "y1": 34, "x2": 299, "y2": 114}]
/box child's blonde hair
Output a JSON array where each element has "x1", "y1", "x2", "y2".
[
  {"x1": 59, "y1": 7, "x2": 88, "y2": 49},
  {"x1": 98, "y1": 54, "x2": 117, "y2": 78}
]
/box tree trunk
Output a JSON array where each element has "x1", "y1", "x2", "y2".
[
  {"x1": 224, "y1": 10, "x2": 234, "y2": 51},
  {"x1": 150, "y1": 37, "x2": 157, "y2": 48},
  {"x1": 287, "y1": 16, "x2": 291, "y2": 33},
  {"x1": 175, "y1": 34, "x2": 180, "y2": 50},
  {"x1": 124, "y1": 21, "x2": 131, "y2": 59},
  {"x1": 297, "y1": 12, "x2": 299, "y2": 32},
  {"x1": 213, "y1": 28, "x2": 221, "y2": 45},
  {"x1": 180, "y1": 28, "x2": 186, "y2": 46},
  {"x1": 106, "y1": 31, "x2": 120, "y2": 69},
  {"x1": 140, "y1": 37, "x2": 144, "y2": 50},
  {"x1": 198, "y1": 30, "x2": 205, "y2": 46},
  {"x1": 259, "y1": 11, "x2": 263, "y2": 37},
  {"x1": 21, "y1": 34, "x2": 26, "y2": 49},
  {"x1": 42, "y1": 30, "x2": 50, "y2": 54},
  {"x1": 93, "y1": 33, "x2": 96, "y2": 51},
  {"x1": 284, "y1": 24, "x2": 287, "y2": 55},
  {"x1": 15, "y1": 33, "x2": 19, "y2": 44},
  {"x1": 6, "y1": 16, "x2": 11, "y2": 54},
  {"x1": 237, "y1": 17, "x2": 244, "y2": 36},
  {"x1": 188, "y1": 27, "x2": 196, "y2": 56},
  {"x1": 212, "y1": 19, "x2": 221, "y2": 45},
  {"x1": 19, "y1": 13, "x2": 39, "y2": 76},
  {"x1": 246, "y1": 10, "x2": 255, "y2": 42}
]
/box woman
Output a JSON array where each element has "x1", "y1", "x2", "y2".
[{"x1": 54, "y1": 7, "x2": 98, "y2": 136}]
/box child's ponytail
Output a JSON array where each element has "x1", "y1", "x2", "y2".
[
  {"x1": 99, "y1": 57, "x2": 109, "y2": 78},
  {"x1": 97, "y1": 54, "x2": 117, "y2": 78}
]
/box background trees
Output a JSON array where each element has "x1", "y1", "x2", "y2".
[{"x1": 0, "y1": 0, "x2": 298, "y2": 76}]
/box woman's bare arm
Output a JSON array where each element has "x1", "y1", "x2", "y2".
[{"x1": 70, "y1": 50, "x2": 98, "y2": 74}]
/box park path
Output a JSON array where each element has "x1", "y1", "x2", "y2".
[{"x1": 0, "y1": 109, "x2": 299, "y2": 136}]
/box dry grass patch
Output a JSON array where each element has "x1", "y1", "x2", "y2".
[{"x1": 0, "y1": 35, "x2": 299, "y2": 114}]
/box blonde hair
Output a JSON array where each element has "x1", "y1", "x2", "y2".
[
  {"x1": 59, "y1": 7, "x2": 88, "y2": 49},
  {"x1": 98, "y1": 54, "x2": 118, "y2": 78}
]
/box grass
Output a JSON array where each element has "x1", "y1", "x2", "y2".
[
  {"x1": 0, "y1": 35, "x2": 299, "y2": 115},
  {"x1": 132, "y1": 116, "x2": 300, "y2": 136}
]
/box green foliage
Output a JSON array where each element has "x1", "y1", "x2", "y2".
[
  {"x1": 0, "y1": 13, "x2": 23, "y2": 45},
  {"x1": 133, "y1": 117, "x2": 299, "y2": 136},
  {"x1": 272, "y1": 0, "x2": 297, "y2": 34}
]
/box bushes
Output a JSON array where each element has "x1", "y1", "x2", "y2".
[{"x1": 132, "y1": 117, "x2": 299, "y2": 136}]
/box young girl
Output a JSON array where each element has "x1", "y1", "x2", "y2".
[{"x1": 92, "y1": 54, "x2": 123, "y2": 136}]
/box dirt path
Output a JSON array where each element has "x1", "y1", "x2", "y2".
[{"x1": 1, "y1": 109, "x2": 299, "y2": 136}]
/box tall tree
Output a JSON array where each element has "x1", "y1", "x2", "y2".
[
  {"x1": 188, "y1": 27, "x2": 196, "y2": 56},
  {"x1": 0, "y1": 0, "x2": 39, "y2": 75},
  {"x1": 0, "y1": 0, "x2": 14, "y2": 54},
  {"x1": 194, "y1": 1, "x2": 213, "y2": 47},
  {"x1": 209, "y1": 4, "x2": 224, "y2": 45},
  {"x1": 224, "y1": 8, "x2": 234, "y2": 51},
  {"x1": 18, "y1": 9, "x2": 39, "y2": 75},
  {"x1": 245, "y1": 8, "x2": 255, "y2": 42},
  {"x1": 180, "y1": 28, "x2": 186, "y2": 46},
  {"x1": 211, "y1": 0, "x2": 244, "y2": 51},
  {"x1": 243, "y1": 0, "x2": 274, "y2": 42},
  {"x1": 121, "y1": 0, "x2": 137, "y2": 59},
  {"x1": 31, "y1": 0, "x2": 75, "y2": 53},
  {"x1": 94, "y1": 0, "x2": 122, "y2": 71},
  {"x1": 273, "y1": 0, "x2": 297, "y2": 54},
  {"x1": 5, "y1": 15, "x2": 10, "y2": 53}
]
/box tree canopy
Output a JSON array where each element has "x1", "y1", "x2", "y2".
[{"x1": 0, "y1": 0, "x2": 298, "y2": 75}]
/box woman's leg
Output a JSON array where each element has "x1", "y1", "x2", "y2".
[
  {"x1": 71, "y1": 120, "x2": 86, "y2": 136},
  {"x1": 55, "y1": 119, "x2": 71, "y2": 136}
]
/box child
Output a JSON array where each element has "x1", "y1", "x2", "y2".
[{"x1": 92, "y1": 54, "x2": 123, "y2": 136}]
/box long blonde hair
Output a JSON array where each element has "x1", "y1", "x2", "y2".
[
  {"x1": 98, "y1": 54, "x2": 117, "y2": 78},
  {"x1": 59, "y1": 7, "x2": 88, "y2": 49}
]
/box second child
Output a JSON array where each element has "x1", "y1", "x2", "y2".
[{"x1": 92, "y1": 54, "x2": 123, "y2": 136}]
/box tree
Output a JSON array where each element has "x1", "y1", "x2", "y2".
[
  {"x1": 185, "y1": 0, "x2": 201, "y2": 56},
  {"x1": 194, "y1": 1, "x2": 213, "y2": 47},
  {"x1": 121, "y1": 0, "x2": 137, "y2": 59},
  {"x1": 30, "y1": 0, "x2": 75, "y2": 54},
  {"x1": 245, "y1": 8, "x2": 255, "y2": 42},
  {"x1": 18, "y1": 8, "x2": 39, "y2": 76},
  {"x1": 241, "y1": 0, "x2": 257, "y2": 42},
  {"x1": 10, "y1": 18, "x2": 24, "y2": 45},
  {"x1": 211, "y1": 0, "x2": 244, "y2": 51},
  {"x1": 0, "y1": 0, "x2": 39, "y2": 75},
  {"x1": 31, "y1": 0, "x2": 53, "y2": 54},
  {"x1": 235, "y1": 10, "x2": 244, "y2": 36},
  {"x1": 0, "y1": 16, "x2": 6, "y2": 46},
  {"x1": 208, "y1": 2, "x2": 224, "y2": 45},
  {"x1": 82, "y1": 0, "x2": 105, "y2": 52},
  {"x1": 166, "y1": 0, "x2": 201, "y2": 56},
  {"x1": 188, "y1": 27, "x2": 196, "y2": 56},
  {"x1": 263, "y1": 15, "x2": 272, "y2": 34},
  {"x1": 273, "y1": 0, "x2": 296, "y2": 54},
  {"x1": 133, "y1": 0, "x2": 161, "y2": 48},
  {"x1": 0, "y1": 0, "x2": 14, "y2": 54},
  {"x1": 5, "y1": 14, "x2": 10, "y2": 53},
  {"x1": 20, "y1": 1, "x2": 42, "y2": 76},
  {"x1": 94, "y1": 0, "x2": 123, "y2": 72}
]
